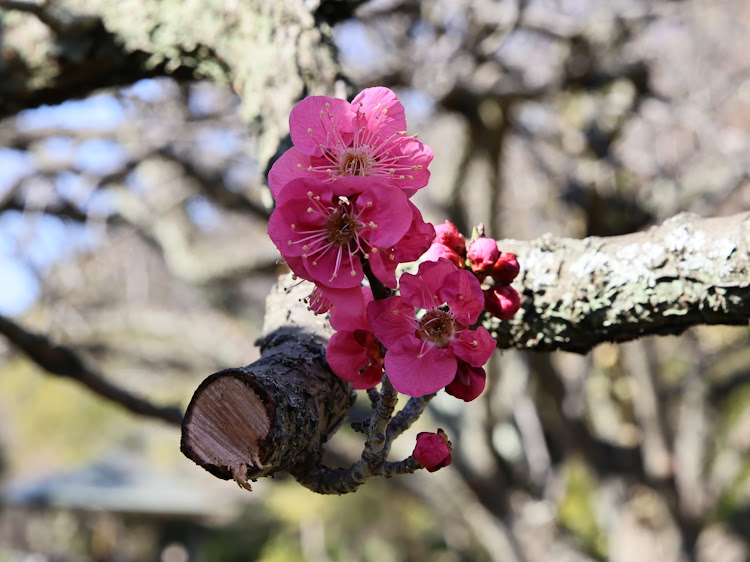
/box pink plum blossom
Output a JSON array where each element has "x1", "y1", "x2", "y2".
[
  {"x1": 268, "y1": 87, "x2": 433, "y2": 199},
  {"x1": 367, "y1": 258, "x2": 496, "y2": 397},
  {"x1": 268, "y1": 177, "x2": 413, "y2": 289},
  {"x1": 413, "y1": 429, "x2": 452, "y2": 472},
  {"x1": 326, "y1": 287, "x2": 384, "y2": 389}
]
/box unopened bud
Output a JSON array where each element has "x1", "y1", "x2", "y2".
[
  {"x1": 413, "y1": 429, "x2": 453, "y2": 472},
  {"x1": 445, "y1": 361, "x2": 486, "y2": 402},
  {"x1": 491, "y1": 252, "x2": 520, "y2": 284},
  {"x1": 484, "y1": 284, "x2": 521, "y2": 320},
  {"x1": 467, "y1": 237, "x2": 500, "y2": 275}
]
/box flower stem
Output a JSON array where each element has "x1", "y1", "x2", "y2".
[
  {"x1": 361, "y1": 374, "x2": 398, "y2": 467},
  {"x1": 386, "y1": 393, "x2": 436, "y2": 447},
  {"x1": 363, "y1": 261, "x2": 390, "y2": 301}
]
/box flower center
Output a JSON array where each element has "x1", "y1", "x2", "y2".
[
  {"x1": 325, "y1": 203, "x2": 362, "y2": 247},
  {"x1": 418, "y1": 309, "x2": 455, "y2": 348},
  {"x1": 339, "y1": 149, "x2": 372, "y2": 176}
]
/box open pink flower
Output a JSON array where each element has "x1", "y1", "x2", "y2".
[
  {"x1": 413, "y1": 429, "x2": 452, "y2": 472},
  {"x1": 367, "y1": 258, "x2": 496, "y2": 397},
  {"x1": 268, "y1": 177, "x2": 412, "y2": 289},
  {"x1": 268, "y1": 87, "x2": 433, "y2": 199},
  {"x1": 326, "y1": 287, "x2": 384, "y2": 389}
]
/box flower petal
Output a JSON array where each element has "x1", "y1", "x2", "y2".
[
  {"x1": 450, "y1": 326, "x2": 496, "y2": 367},
  {"x1": 385, "y1": 337, "x2": 457, "y2": 397},
  {"x1": 379, "y1": 136, "x2": 434, "y2": 196},
  {"x1": 267, "y1": 179, "x2": 332, "y2": 258},
  {"x1": 356, "y1": 185, "x2": 412, "y2": 248},
  {"x1": 290, "y1": 96, "x2": 355, "y2": 156},
  {"x1": 440, "y1": 269, "x2": 484, "y2": 326},
  {"x1": 327, "y1": 331, "x2": 381, "y2": 389},
  {"x1": 303, "y1": 247, "x2": 364, "y2": 289},
  {"x1": 351, "y1": 87, "x2": 407, "y2": 139},
  {"x1": 399, "y1": 258, "x2": 457, "y2": 310},
  {"x1": 367, "y1": 247, "x2": 399, "y2": 289},
  {"x1": 392, "y1": 202, "x2": 435, "y2": 263},
  {"x1": 366, "y1": 296, "x2": 415, "y2": 348},
  {"x1": 268, "y1": 148, "x2": 317, "y2": 200},
  {"x1": 329, "y1": 286, "x2": 371, "y2": 330}
]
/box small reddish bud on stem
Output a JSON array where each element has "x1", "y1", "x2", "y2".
[{"x1": 413, "y1": 429, "x2": 453, "y2": 472}]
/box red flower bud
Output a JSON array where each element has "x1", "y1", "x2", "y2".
[
  {"x1": 484, "y1": 284, "x2": 521, "y2": 320},
  {"x1": 422, "y1": 243, "x2": 464, "y2": 268},
  {"x1": 491, "y1": 252, "x2": 520, "y2": 284},
  {"x1": 467, "y1": 237, "x2": 500, "y2": 275},
  {"x1": 434, "y1": 220, "x2": 466, "y2": 255},
  {"x1": 413, "y1": 429, "x2": 452, "y2": 472},
  {"x1": 445, "y1": 361, "x2": 486, "y2": 402}
]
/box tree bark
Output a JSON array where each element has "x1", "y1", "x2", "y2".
[
  {"x1": 181, "y1": 212, "x2": 750, "y2": 490},
  {"x1": 180, "y1": 327, "x2": 355, "y2": 490},
  {"x1": 491, "y1": 211, "x2": 750, "y2": 353},
  {"x1": 0, "y1": 0, "x2": 346, "y2": 168},
  {"x1": 181, "y1": 274, "x2": 356, "y2": 491}
]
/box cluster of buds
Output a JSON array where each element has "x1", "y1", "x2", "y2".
[
  {"x1": 267, "y1": 88, "x2": 521, "y2": 475},
  {"x1": 425, "y1": 221, "x2": 521, "y2": 321}
]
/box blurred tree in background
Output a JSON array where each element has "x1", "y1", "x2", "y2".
[{"x1": 1, "y1": 0, "x2": 750, "y2": 560}]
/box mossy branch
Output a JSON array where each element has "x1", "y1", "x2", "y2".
[{"x1": 491, "y1": 211, "x2": 750, "y2": 353}]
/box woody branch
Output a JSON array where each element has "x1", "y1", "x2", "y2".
[{"x1": 179, "y1": 211, "x2": 750, "y2": 492}]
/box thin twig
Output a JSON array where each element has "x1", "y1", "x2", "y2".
[
  {"x1": 362, "y1": 375, "x2": 399, "y2": 465},
  {"x1": 386, "y1": 394, "x2": 436, "y2": 445},
  {"x1": 0, "y1": 314, "x2": 183, "y2": 425}
]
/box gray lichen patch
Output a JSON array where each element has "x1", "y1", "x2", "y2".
[
  {"x1": 491, "y1": 211, "x2": 750, "y2": 353},
  {"x1": 570, "y1": 241, "x2": 666, "y2": 290},
  {"x1": 522, "y1": 247, "x2": 559, "y2": 289},
  {"x1": 62, "y1": 0, "x2": 342, "y2": 169}
]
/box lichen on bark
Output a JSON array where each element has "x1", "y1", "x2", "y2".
[
  {"x1": 491, "y1": 211, "x2": 750, "y2": 353},
  {"x1": 3, "y1": 0, "x2": 345, "y2": 169}
]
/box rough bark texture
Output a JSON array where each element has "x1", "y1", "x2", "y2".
[
  {"x1": 1, "y1": 0, "x2": 346, "y2": 168},
  {"x1": 491, "y1": 211, "x2": 750, "y2": 353},
  {"x1": 181, "y1": 211, "x2": 750, "y2": 492},
  {"x1": 182, "y1": 275, "x2": 355, "y2": 490}
]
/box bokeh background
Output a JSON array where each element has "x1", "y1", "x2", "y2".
[{"x1": 1, "y1": 0, "x2": 750, "y2": 560}]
